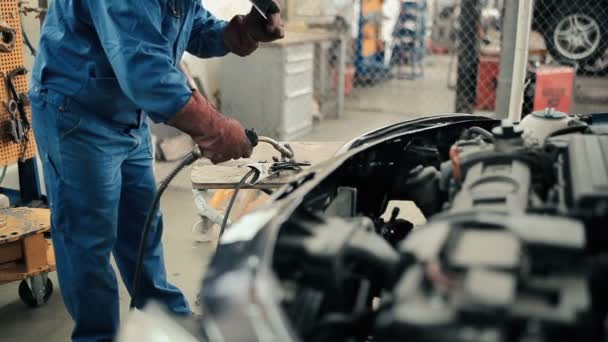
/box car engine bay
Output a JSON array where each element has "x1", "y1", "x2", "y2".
[{"x1": 272, "y1": 112, "x2": 608, "y2": 342}]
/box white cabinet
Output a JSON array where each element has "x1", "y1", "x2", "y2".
[{"x1": 221, "y1": 40, "x2": 315, "y2": 140}]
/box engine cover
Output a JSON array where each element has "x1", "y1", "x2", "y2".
[
  {"x1": 449, "y1": 160, "x2": 531, "y2": 214},
  {"x1": 566, "y1": 135, "x2": 608, "y2": 214}
]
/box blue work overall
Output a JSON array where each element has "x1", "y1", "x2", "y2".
[{"x1": 29, "y1": 1, "x2": 229, "y2": 340}]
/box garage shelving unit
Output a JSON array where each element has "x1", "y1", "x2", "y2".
[{"x1": 390, "y1": 0, "x2": 427, "y2": 79}]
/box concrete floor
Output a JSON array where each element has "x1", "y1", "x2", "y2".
[
  {"x1": 0, "y1": 184, "x2": 212, "y2": 340},
  {"x1": 1, "y1": 54, "x2": 606, "y2": 341}
]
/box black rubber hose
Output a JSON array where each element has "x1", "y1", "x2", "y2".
[
  {"x1": 129, "y1": 130, "x2": 258, "y2": 309},
  {"x1": 130, "y1": 162, "x2": 255, "y2": 309},
  {"x1": 219, "y1": 169, "x2": 257, "y2": 238},
  {"x1": 130, "y1": 149, "x2": 201, "y2": 309},
  {"x1": 548, "y1": 124, "x2": 589, "y2": 138},
  {"x1": 469, "y1": 126, "x2": 495, "y2": 142},
  {"x1": 129, "y1": 130, "x2": 259, "y2": 309}
]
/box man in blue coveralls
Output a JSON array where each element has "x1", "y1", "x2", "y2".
[{"x1": 29, "y1": 1, "x2": 284, "y2": 340}]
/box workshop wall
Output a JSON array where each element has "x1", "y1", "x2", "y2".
[{"x1": 19, "y1": 13, "x2": 39, "y2": 71}]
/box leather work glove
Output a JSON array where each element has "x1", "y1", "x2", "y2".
[
  {"x1": 167, "y1": 91, "x2": 253, "y2": 164},
  {"x1": 224, "y1": 0, "x2": 285, "y2": 57}
]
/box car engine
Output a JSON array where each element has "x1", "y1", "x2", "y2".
[{"x1": 272, "y1": 113, "x2": 608, "y2": 342}]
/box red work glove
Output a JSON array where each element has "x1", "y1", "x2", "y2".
[
  {"x1": 224, "y1": 1, "x2": 285, "y2": 57},
  {"x1": 167, "y1": 91, "x2": 253, "y2": 164}
]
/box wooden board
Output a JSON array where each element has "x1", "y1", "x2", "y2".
[
  {"x1": 0, "y1": 0, "x2": 37, "y2": 166},
  {"x1": 0, "y1": 240, "x2": 22, "y2": 264},
  {"x1": 0, "y1": 207, "x2": 54, "y2": 284},
  {"x1": 191, "y1": 142, "x2": 344, "y2": 190},
  {"x1": 0, "y1": 208, "x2": 50, "y2": 245},
  {"x1": 23, "y1": 233, "x2": 48, "y2": 273}
]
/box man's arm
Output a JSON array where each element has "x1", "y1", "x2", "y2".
[
  {"x1": 87, "y1": 0, "x2": 252, "y2": 163},
  {"x1": 86, "y1": 0, "x2": 191, "y2": 123},
  {"x1": 186, "y1": 2, "x2": 231, "y2": 58}
]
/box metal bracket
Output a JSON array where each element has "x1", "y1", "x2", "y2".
[{"x1": 3, "y1": 67, "x2": 31, "y2": 148}]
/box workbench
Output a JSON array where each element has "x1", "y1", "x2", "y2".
[
  {"x1": 191, "y1": 142, "x2": 344, "y2": 190},
  {"x1": 190, "y1": 142, "x2": 344, "y2": 237}
]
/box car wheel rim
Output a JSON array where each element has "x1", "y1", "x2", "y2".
[{"x1": 554, "y1": 14, "x2": 601, "y2": 61}]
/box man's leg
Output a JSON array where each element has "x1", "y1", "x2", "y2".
[
  {"x1": 113, "y1": 124, "x2": 190, "y2": 314},
  {"x1": 32, "y1": 92, "x2": 127, "y2": 342}
]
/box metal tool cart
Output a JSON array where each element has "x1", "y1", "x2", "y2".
[{"x1": 0, "y1": 0, "x2": 55, "y2": 308}]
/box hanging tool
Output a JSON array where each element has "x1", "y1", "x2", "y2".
[
  {"x1": 3, "y1": 98, "x2": 24, "y2": 143},
  {"x1": 2, "y1": 67, "x2": 30, "y2": 144},
  {"x1": 0, "y1": 21, "x2": 16, "y2": 53}
]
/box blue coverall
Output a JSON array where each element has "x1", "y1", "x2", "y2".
[{"x1": 29, "y1": 1, "x2": 229, "y2": 340}]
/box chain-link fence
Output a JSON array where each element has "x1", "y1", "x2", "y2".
[
  {"x1": 283, "y1": 0, "x2": 608, "y2": 127},
  {"x1": 282, "y1": 0, "x2": 452, "y2": 122},
  {"x1": 286, "y1": 0, "x2": 467, "y2": 119},
  {"x1": 533, "y1": 1, "x2": 608, "y2": 77},
  {"x1": 530, "y1": 0, "x2": 608, "y2": 114}
]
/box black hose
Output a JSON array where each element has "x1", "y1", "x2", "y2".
[
  {"x1": 219, "y1": 169, "x2": 257, "y2": 237},
  {"x1": 130, "y1": 161, "x2": 255, "y2": 309},
  {"x1": 469, "y1": 126, "x2": 495, "y2": 142},
  {"x1": 130, "y1": 149, "x2": 200, "y2": 309},
  {"x1": 548, "y1": 124, "x2": 589, "y2": 138},
  {"x1": 129, "y1": 129, "x2": 258, "y2": 309}
]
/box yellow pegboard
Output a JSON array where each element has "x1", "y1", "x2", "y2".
[{"x1": 0, "y1": 0, "x2": 37, "y2": 166}]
